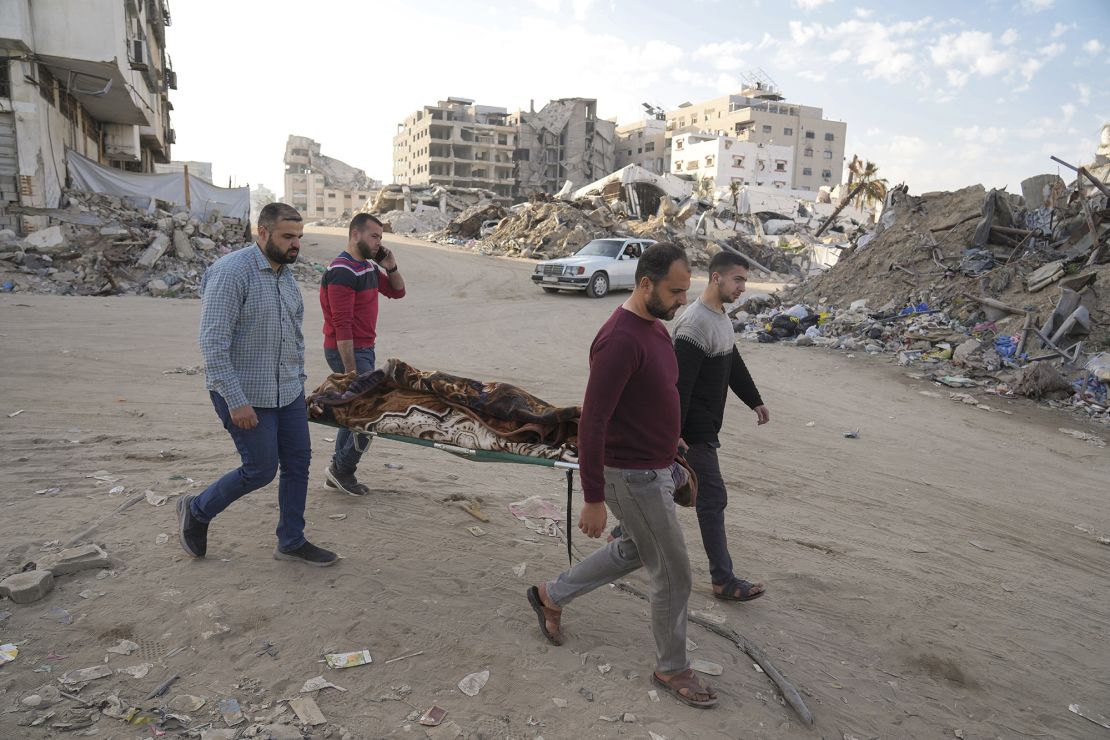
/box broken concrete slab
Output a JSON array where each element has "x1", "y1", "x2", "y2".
[
  {"x1": 0, "y1": 570, "x2": 55, "y2": 604},
  {"x1": 37, "y1": 544, "x2": 110, "y2": 575},
  {"x1": 953, "y1": 338, "x2": 982, "y2": 365},
  {"x1": 137, "y1": 233, "x2": 172, "y2": 267},
  {"x1": 23, "y1": 226, "x2": 68, "y2": 253},
  {"x1": 1027, "y1": 260, "x2": 1065, "y2": 292},
  {"x1": 172, "y1": 229, "x2": 195, "y2": 260},
  {"x1": 148, "y1": 279, "x2": 173, "y2": 297}
]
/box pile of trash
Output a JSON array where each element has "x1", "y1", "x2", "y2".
[
  {"x1": 0, "y1": 190, "x2": 324, "y2": 298},
  {"x1": 735, "y1": 130, "x2": 1110, "y2": 423}
]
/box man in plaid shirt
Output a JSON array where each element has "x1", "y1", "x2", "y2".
[{"x1": 178, "y1": 202, "x2": 338, "y2": 566}]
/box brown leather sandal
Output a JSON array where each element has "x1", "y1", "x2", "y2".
[
  {"x1": 652, "y1": 668, "x2": 719, "y2": 708},
  {"x1": 527, "y1": 586, "x2": 563, "y2": 646}
]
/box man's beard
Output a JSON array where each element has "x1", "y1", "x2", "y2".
[
  {"x1": 264, "y1": 236, "x2": 298, "y2": 264},
  {"x1": 646, "y1": 291, "x2": 677, "y2": 320},
  {"x1": 355, "y1": 239, "x2": 376, "y2": 261}
]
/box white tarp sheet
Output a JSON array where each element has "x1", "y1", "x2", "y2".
[{"x1": 65, "y1": 150, "x2": 249, "y2": 221}]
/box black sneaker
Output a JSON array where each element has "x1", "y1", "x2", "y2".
[
  {"x1": 324, "y1": 463, "x2": 370, "y2": 496},
  {"x1": 177, "y1": 494, "x2": 208, "y2": 558},
  {"x1": 273, "y1": 541, "x2": 338, "y2": 567}
]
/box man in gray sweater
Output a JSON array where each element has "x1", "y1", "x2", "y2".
[{"x1": 672, "y1": 251, "x2": 769, "y2": 601}]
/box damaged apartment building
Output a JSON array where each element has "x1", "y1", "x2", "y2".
[
  {"x1": 392, "y1": 97, "x2": 615, "y2": 203},
  {"x1": 283, "y1": 135, "x2": 381, "y2": 221},
  {"x1": 665, "y1": 75, "x2": 846, "y2": 193},
  {"x1": 0, "y1": 0, "x2": 176, "y2": 233}
]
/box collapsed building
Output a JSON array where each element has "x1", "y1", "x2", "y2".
[
  {"x1": 283, "y1": 135, "x2": 381, "y2": 222},
  {"x1": 733, "y1": 124, "x2": 1110, "y2": 422},
  {"x1": 509, "y1": 98, "x2": 616, "y2": 198}
]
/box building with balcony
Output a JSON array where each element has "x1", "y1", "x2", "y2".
[
  {"x1": 615, "y1": 118, "x2": 666, "y2": 175},
  {"x1": 664, "y1": 80, "x2": 846, "y2": 193},
  {"x1": 670, "y1": 132, "x2": 794, "y2": 191},
  {"x1": 283, "y1": 135, "x2": 379, "y2": 221},
  {"x1": 0, "y1": 0, "x2": 176, "y2": 231},
  {"x1": 392, "y1": 97, "x2": 517, "y2": 202}
]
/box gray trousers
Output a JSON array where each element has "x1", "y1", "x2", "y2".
[{"x1": 546, "y1": 466, "x2": 692, "y2": 674}]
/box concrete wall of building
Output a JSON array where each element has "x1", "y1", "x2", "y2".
[
  {"x1": 671, "y1": 133, "x2": 794, "y2": 191},
  {"x1": 511, "y1": 98, "x2": 615, "y2": 198},
  {"x1": 615, "y1": 119, "x2": 666, "y2": 174}
]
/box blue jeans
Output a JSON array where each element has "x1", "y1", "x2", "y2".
[
  {"x1": 190, "y1": 391, "x2": 311, "y2": 551},
  {"x1": 324, "y1": 346, "x2": 376, "y2": 474}
]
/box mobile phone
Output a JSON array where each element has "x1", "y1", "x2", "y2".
[{"x1": 373, "y1": 246, "x2": 387, "y2": 263}]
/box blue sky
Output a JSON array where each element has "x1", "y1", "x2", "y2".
[{"x1": 166, "y1": 0, "x2": 1108, "y2": 197}]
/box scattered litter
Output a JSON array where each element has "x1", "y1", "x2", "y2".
[
  {"x1": 323, "y1": 436, "x2": 335, "y2": 442},
  {"x1": 8, "y1": 409, "x2": 24, "y2": 418},
  {"x1": 512, "y1": 562, "x2": 527, "y2": 578},
  {"x1": 552, "y1": 698, "x2": 568, "y2": 708},
  {"x1": 289, "y1": 696, "x2": 327, "y2": 726},
  {"x1": 256, "y1": 640, "x2": 279, "y2": 659},
  {"x1": 1069, "y1": 703, "x2": 1110, "y2": 730},
  {"x1": 328, "y1": 513, "x2": 348, "y2": 520},
  {"x1": 106, "y1": 639, "x2": 139, "y2": 655},
  {"x1": 218, "y1": 697, "x2": 245, "y2": 727},
  {"x1": 648, "y1": 689, "x2": 660, "y2": 703},
  {"x1": 938, "y1": 377, "x2": 977, "y2": 388},
  {"x1": 58, "y1": 665, "x2": 113, "y2": 684},
  {"x1": 458, "y1": 669, "x2": 490, "y2": 697},
  {"x1": 598, "y1": 663, "x2": 612, "y2": 674},
  {"x1": 691, "y1": 658, "x2": 724, "y2": 676},
  {"x1": 168, "y1": 694, "x2": 206, "y2": 713},
  {"x1": 843, "y1": 429, "x2": 860, "y2": 439},
  {"x1": 118, "y1": 663, "x2": 153, "y2": 679},
  {"x1": 968, "y1": 540, "x2": 995, "y2": 552},
  {"x1": 145, "y1": 490, "x2": 167, "y2": 506},
  {"x1": 0, "y1": 643, "x2": 17, "y2": 664},
  {"x1": 460, "y1": 500, "x2": 490, "y2": 522},
  {"x1": 324, "y1": 649, "x2": 372, "y2": 669},
  {"x1": 649, "y1": 733, "x2": 669, "y2": 740},
  {"x1": 753, "y1": 663, "x2": 765, "y2": 673},
  {"x1": 384, "y1": 463, "x2": 404, "y2": 470},
  {"x1": 1097, "y1": 536, "x2": 1110, "y2": 546},
  {"x1": 163, "y1": 366, "x2": 202, "y2": 375},
  {"x1": 419, "y1": 705, "x2": 448, "y2": 727},
  {"x1": 622, "y1": 713, "x2": 637, "y2": 722},
  {"x1": 384, "y1": 650, "x2": 424, "y2": 664},
  {"x1": 156, "y1": 533, "x2": 169, "y2": 545},
  {"x1": 578, "y1": 687, "x2": 595, "y2": 702},
  {"x1": 0, "y1": 610, "x2": 10, "y2": 622},
  {"x1": 34, "y1": 487, "x2": 61, "y2": 495},
  {"x1": 108, "y1": 485, "x2": 125, "y2": 495},
  {"x1": 301, "y1": 676, "x2": 347, "y2": 693},
  {"x1": 425, "y1": 720, "x2": 463, "y2": 739},
  {"x1": 805, "y1": 421, "x2": 816, "y2": 427},
  {"x1": 1058, "y1": 428, "x2": 1106, "y2": 447},
  {"x1": 45, "y1": 607, "x2": 72, "y2": 625},
  {"x1": 467, "y1": 526, "x2": 486, "y2": 537},
  {"x1": 686, "y1": 638, "x2": 698, "y2": 651},
  {"x1": 690, "y1": 610, "x2": 727, "y2": 625}
]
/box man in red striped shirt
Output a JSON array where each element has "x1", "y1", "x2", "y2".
[{"x1": 319, "y1": 214, "x2": 406, "y2": 495}]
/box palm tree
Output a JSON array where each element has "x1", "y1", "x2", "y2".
[
  {"x1": 814, "y1": 155, "x2": 887, "y2": 237},
  {"x1": 728, "y1": 179, "x2": 742, "y2": 232}
]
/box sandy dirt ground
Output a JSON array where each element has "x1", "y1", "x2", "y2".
[{"x1": 1, "y1": 226, "x2": 1108, "y2": 740}]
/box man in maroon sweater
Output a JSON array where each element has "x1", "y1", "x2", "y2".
[
  {"x1": 526, "y1": 243, "x2": 719, "y2": 709},
  {"x1": 319, "y1": 214, "x2": 406, "y2": 495}
]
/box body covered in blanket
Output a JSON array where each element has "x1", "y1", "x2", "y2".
[{"x1": 307, "y1": 359, "x2": 580, "y2": 461}]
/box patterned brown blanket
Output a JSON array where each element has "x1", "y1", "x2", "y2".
[{"x1": 307, "y1": 359, "x2": 580, "y2": 461}]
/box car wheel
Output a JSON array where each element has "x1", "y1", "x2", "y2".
[
  {"x1": 542, "y1": 287, "x2": 560, "y2": 294},
  {"x1": 586, "y1": 272, "x2": 609, "y2": 298}
]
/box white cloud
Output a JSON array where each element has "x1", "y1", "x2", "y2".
[
  {"x1": 529, "y1": 0, "x2": 561, "y2": 11},
  {"x1": 1000, "y1": 28, "x2": 1019, "y2": 45},
  {"x1": 853, "y1": 6, "x2": 872, "y2": 18},
  {"x1": 1082, "y1": 39, "x2": 1104, "y2": 55},
  {"x1": 1018, "y1": 43, "x2": 1065, "y2": 81},
  {"x1": 1076, "y1": 82, "x2": 1092, "y2": 105},
  {"x1": 571, "y1": 0, "x2": 596, "y2": 21},
  {"x1": 1050, "y1": 22, "x2": 1076, "y2": 38},
  {"x1": 1061, "y1": 103, "x2": 1076, "y2": 123},
  {"x1": 954, "y1": 125, "x2": 1009, "y2": 145},
  {"x1": 692, "y1": 41, "x2": 753, "y2": 71},
  {"x1": 1019, "y1": 0, "x2": 1054, "y2": 12},
  {"x1": 788, "y1": 18, "x2": 931, "y2": 82},
  {"x1": 928, "y1": 30, "x2": 1017, "y2": 87},
  {"x1": 793, "y1": 0, "x2": 834, "y2": 9}
]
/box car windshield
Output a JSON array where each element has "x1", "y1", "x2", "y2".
[{"x1": 575, "y1": 239, "x2": 625, "y2": 258}]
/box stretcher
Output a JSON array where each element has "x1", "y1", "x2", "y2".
[{"x1": 310, "y1": 418, "x2": 579, "y2": 562}]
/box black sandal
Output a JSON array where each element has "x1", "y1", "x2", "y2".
[
  {"x1": 527, "y1": 586, "x2": 563, "y2": 645},
  {"x1": 714, "y1": 576, "x2": 765, "y2": 602}
]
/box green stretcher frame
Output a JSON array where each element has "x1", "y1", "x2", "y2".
[
  {"x1": 310, "y1": 417, "x2": 579, "y2": 470},
  {"x1": 311, "y1": 418, "x2": 580, "y2": 562}
]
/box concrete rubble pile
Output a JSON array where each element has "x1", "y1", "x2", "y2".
[
  {"x1": 734, "y1": 125, "x2": 1110, "y2": 424},
  {"x1": 362, "y1": 183, "x2": 500, "y2": 235},
  {"x1": 427, "y1": 164, "x2": 867, "y2": 275},
  {"x1": 0, "y1": 190, "x2": 324, "y2": 297}
]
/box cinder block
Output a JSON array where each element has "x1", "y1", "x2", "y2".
[{"x1": 0, "y1": 570, "x2": 55, "y2": 604}]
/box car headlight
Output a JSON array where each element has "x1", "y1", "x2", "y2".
[{"x1": 535, "y1": 265, "x2": 543, "y2": 273}]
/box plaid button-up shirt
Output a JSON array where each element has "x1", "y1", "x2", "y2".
[{"x1": 199, "y1": 244, "x2": 306, "y2": 409}]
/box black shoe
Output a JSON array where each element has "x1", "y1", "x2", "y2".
[
  {"x1": 324, "y1": 464, "x2": 370, "y2": 496},
  {"x1": 273, "y1": 541, "x2": 339, "y2": 567},
  {"x1": 177, "y1": 494, "x2": 208, "y2": 558}
]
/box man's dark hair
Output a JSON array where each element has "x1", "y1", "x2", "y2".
[
  {"x1": 708, "y1": 250, "x2": 750, "y2": 276},
  {"x1": 258, "y1": 202, "x2": 301, "y2": 232},
  {"x1": 635, "y1": 242, "x2": 689, "y2": 284},
  {"x1": 348, "y1": 212, "x2": 383, "y2": 237}
]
